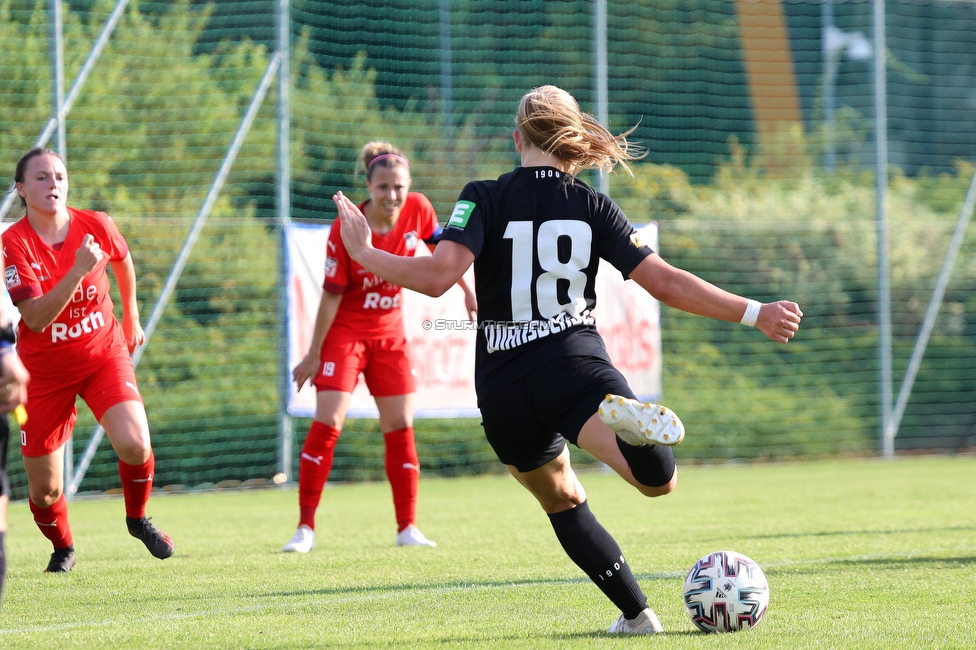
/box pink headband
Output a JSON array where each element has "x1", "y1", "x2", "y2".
[{"x1": 367, "y1": 153, "x2": 409, "y2": 170}]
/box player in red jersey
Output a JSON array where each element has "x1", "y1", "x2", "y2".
[
  {"x1": 283, "y1": 142, "x2": 476, "y2": 553},
  {"x1": 2, "y1": 148, "x2": 174, "y2": 573}
]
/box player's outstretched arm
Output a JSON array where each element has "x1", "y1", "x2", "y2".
[
  {"x1": 423, "y1": 236, "x2": 477, "y2": 321},
  {"x1": 333, "y1": 191, "x2": 474, "y2": 297},
  {"x1": 629, "y1": 253, "x2": 802, "y2": 343}
]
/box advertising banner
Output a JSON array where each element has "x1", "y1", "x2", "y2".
[{"x1": 285, "y1": 222, "x2": 661, "y2": 418}]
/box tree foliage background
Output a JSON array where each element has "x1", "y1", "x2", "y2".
[{"x1": 1, "y1": 0, "x2": 975, "y2": 498}]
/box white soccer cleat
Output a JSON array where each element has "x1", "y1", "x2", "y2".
[
  {"x1": 396, "y1": 525, "x2": 437, "y2": 547},
  {"x1": 598, "y1": 394, "x2": 685, "y2": 446},
  {"x1": 607, "y1": 608, "x2": 664, "y2": 634},
  {"x1": 282, "y1": 525, "x2": 315, "y2": 553}
]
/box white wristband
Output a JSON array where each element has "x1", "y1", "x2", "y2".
[{"x1": 740, "y1": 300, "x2": 761, "y2": 327}]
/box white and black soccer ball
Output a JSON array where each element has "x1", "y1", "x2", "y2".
[{"x1": 682, "y1": 550, "x2": 769, "y2": 633}]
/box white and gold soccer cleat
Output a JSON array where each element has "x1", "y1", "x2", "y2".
[{"x1": 598, "y1": 394, "x2": 685, "y2": 446}]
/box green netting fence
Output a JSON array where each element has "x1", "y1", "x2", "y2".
[{"x1": 2, "y1": 0, "x2": 975, "y2": 500}]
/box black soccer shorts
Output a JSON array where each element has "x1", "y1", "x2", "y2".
[{"x1": 479, "y1": 355, "x2": 672, "y2": 475}]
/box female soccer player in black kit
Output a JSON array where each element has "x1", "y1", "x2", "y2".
[{"x1": 332, "y1": 85, "x2": 802, "y2": 634}]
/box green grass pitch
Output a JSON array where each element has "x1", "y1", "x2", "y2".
[{"x1": 1, "y1": 455, "x2": 974, "y2": 648}]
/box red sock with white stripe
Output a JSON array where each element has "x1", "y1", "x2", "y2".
[
  {"x1": 384, "y1": 427, "x2": 419, "y2": 533},
  {"x1": 30, "y1": 493, "x2": 73, "y2": 549},
  {"x1": 298, "y1": 421, "x2": 341, "y2": 530},
  {"x1": 119, "y1": 452, "x2": 155, "y2": 519}
]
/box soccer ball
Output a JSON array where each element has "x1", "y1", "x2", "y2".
[{"x1": 682, "y1": 550, "x2": 769, "y2": 633}]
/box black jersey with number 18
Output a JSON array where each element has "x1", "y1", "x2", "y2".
[{"x1": 438, "y1": 166, "x2": 654, "y2": 397}]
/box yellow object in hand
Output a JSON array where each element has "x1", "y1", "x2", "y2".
[{"x1": 14, "y1": 404, "x2": 27, "y2": 426}]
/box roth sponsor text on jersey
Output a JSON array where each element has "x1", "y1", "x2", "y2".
[
  {"x1": 362, "y1": 292, "x2": 401, "y2": 310},
  {"x1": 51, "y1": 309, "x2": 106, "y2": 343}
]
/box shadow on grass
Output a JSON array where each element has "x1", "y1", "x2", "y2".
[
  {"x1": 766, "y1": 553, "x2": 976, "y2": 576},
  {"x1": 830, "y1": 555, "x2": 976, "y2": 568},
  {"x1": 248, "y1": 573, "x2": 706, "y2": 648},
  {"x1": 260, "y1": 570, "x2": 681, "y2": 600},
  {"x1": 255, "y1": 628, "x2": 703, "y2": 648},
  {"x1": 744, "y1": 524, "x2": 976, "y2": 541}
]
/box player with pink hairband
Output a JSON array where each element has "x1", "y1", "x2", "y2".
[
  {"x1": 367, "y1": 153, "x2": 409, "y2": 170},
  {"x1": 284, "y1": 141, "x2": 477, "y2": 553}
]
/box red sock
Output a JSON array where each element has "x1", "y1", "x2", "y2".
[
  {"x1": 119, "y1": 451, "x2": 155, "y2": 519},
  {"x1": 384, "y1": 427, "x2": 419, "y2": 533},
  {"x1": 297, "y1": 421, "x2": 340, "y2": 530},
  {"x1": 30, "y1": 494, "x2": 73, "y2": 549}
]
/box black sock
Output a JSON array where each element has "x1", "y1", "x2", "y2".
[
  {"x1": 547, "y1": 500, "x2": 647, "y2": 618},
  {"x1": 615, "y1": 436, "x2": 676, "y2": 487},
  {"x1": 0, "y1": 530, "x2": 6, "y2": 605}
]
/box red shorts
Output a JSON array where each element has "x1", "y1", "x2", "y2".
[
  {"x1": 20, "y1": 350, "x2": 143, "y2": 457},
  {"x1": 313, "y1": 334, "x2": 416, "y2": 396}
]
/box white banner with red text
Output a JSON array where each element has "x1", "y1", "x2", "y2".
[{"x1": 284, "y1": 222, "x2": 661, "y2": 419}]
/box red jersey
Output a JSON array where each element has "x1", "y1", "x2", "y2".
[
  {"x1": 2, "y1": 207, "x2": 129, "y2": 380},
  {"x1": 324, "y1": 192, "x2": 440, "y2": 338}
]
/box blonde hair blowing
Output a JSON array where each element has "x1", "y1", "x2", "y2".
[
  {"x1": 358, "y1": 141, "x2": 409, "y2": 181},
  {"x1": 516, "y1": 85, "x2": 645, "y2": 176}
]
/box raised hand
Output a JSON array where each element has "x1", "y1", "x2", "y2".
[
  {"x1": 72, "y1": 233, "x2": 103, "y2": 275},
  {"x1": 332, "y1": 191, "x2": 373, "y2": 262},
  {"x1": 756, "y1": 301, "x2": 803, "y2": 344}
]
